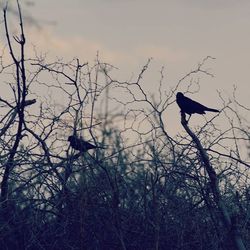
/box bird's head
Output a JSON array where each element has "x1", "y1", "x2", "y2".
[{"x1": 176, "y1": 92, "x2": 184, "y2": 99}]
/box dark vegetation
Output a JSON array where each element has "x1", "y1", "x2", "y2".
[{"x1": 0, "y1": 2, "x2": 249, "y2": 249}]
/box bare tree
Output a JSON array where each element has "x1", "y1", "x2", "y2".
[{"x1": 0, "y1": 1, "x2": 249, "y2": 250}]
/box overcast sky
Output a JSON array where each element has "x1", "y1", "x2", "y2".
[
  {"x1": 24, "y1": 1, "x2": 249, "y2": 95},
  {"x1": 1, "y1": 0, "x2": 250, "y2": 134}
]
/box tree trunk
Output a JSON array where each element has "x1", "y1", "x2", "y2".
[{"x1": 180, "y1": 112, "x2": 246, "y2": 250}]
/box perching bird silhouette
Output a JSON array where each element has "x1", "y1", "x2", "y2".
[
  {"x1": 176, "y1": 92, "x2": 219, "y2": 120},
  {"x1": 68, "y1": 135, "x2": 103, "y2": 152}
]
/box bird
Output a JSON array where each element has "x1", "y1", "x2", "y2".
[
  {"x1": 68, "y1": 135, "x2": 103, "y2": 152},
  {"x1": 176, "y1": 92, "x2": 219, "y2": 119}
]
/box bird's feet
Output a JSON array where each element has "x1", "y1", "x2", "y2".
[{"x1": 180, "y1": 112, "x2": 188, "y2": 125}]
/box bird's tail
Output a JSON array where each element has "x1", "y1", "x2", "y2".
[{"x1": 206, "y1": 107, "x2": 219, "y2": 112}]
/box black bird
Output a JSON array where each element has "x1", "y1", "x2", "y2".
[
  {"x1": 68, "y1": 135, "x2": 102, "y2": 152},
  {"x1": 176, "y1": 92, "x2": 219, "y2": 118}
]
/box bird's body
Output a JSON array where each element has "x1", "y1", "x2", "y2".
[
  {"x1": 68, "y1": 135, "x2": 102, "y2": 152},
  {"x1": 176, "y1": 92, "x2": 219, "y2": 116}
]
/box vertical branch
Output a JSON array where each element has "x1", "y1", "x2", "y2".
[
  {"x1": 180, "y1": 112, "x2": 246, "y2": 250},
  {"x1": 1, "y1": 0, "x2": 27, "y2": 202},
  {"x1": 17, "y1": 0, "x2": 27, "y2": 108},
  {"x1": 151, "y1": 173, "x2": 160, "y2": 250}
]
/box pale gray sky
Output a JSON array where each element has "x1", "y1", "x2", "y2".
[
  {"x1": 1, "y1": 0, "x2": 250, "y2": 134},
  {"x1": 24, "y1": 1, "x2": 250, "y2": 93}
]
